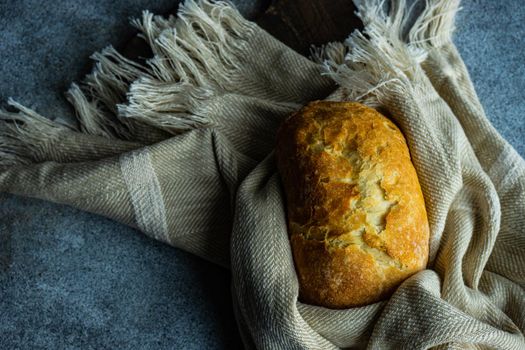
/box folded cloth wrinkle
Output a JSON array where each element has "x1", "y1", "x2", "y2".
[{"x1": 0, "y1": 0, "x2": 523, "y2": 348}]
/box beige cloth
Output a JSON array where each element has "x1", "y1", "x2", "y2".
[{"x1": 1, "y1": 0, "x2": 524, "y2": 348}]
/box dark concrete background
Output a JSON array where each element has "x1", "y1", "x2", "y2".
[{"x1": 0, "y1": 0, "x2": 524, "y2": 349}]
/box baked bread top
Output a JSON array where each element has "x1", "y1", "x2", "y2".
[{"x1": 276, "y1": 101, "x2": 429, "y2": 308}]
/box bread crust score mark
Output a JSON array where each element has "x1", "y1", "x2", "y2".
[{"x1": 276, "y1": 101, "x2": 429, "y2": 308}]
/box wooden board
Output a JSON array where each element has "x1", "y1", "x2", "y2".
[
  {"x1": 256, "y1": 0, "x2": 362, "y2": 55},
  {"x1": 121, "y1": 0, "x2": 362, "y2": 60}
]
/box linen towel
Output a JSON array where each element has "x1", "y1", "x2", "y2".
[{"x1": 1, "y1": 0, "x2": 523, "y2": 348}]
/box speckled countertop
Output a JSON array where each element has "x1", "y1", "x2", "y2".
[{"x1": 0, "y1": 0, "x2": 524, "y2": 348}]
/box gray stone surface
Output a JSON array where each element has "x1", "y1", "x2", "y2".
[
  {"x1": 0, "y1": 0, "x2": 523, "y2": 349},
  {"x1": 454, "y1": 1, "x2": 525, "y2": 157},
  {"x1": 0, "y1": 195, "x2": 242, "y2": 349}
]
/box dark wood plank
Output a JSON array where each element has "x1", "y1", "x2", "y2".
[
  {"x1": 256, "y1": 0, "x2": 362, "y2": 55},
  {"x1": 120, "y1": 0, "x2": 361, "y2": 61}
]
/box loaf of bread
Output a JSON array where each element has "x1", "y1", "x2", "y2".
[{"x1": 276, "y1": 101, "x2": 429, "y2": 309}]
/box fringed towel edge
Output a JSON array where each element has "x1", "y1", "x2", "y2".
[
  {"x1": 0, "y1": 0, "x2": 257, "y2": 166},
  {"x1": 315, "y1": 0, "x2": 461, "y2": 106},
  {"x1": 0, "y1": 99, "x2": 73, "y2": 166},
  {"x1": 118, "y1": 0, "x2": 257, "y2": 133}
]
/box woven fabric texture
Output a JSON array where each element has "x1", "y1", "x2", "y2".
[{"x1": 0, "y1": 0, "x2": 523, "y2": 349}]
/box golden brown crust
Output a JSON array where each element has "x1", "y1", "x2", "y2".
[{"x1": 276, "y1": 101, "x2": 429, "y2": 309}]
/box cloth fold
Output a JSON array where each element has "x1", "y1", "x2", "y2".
[{"x1": 1, "y1": 0, "x2": 523, "y2": 348}]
